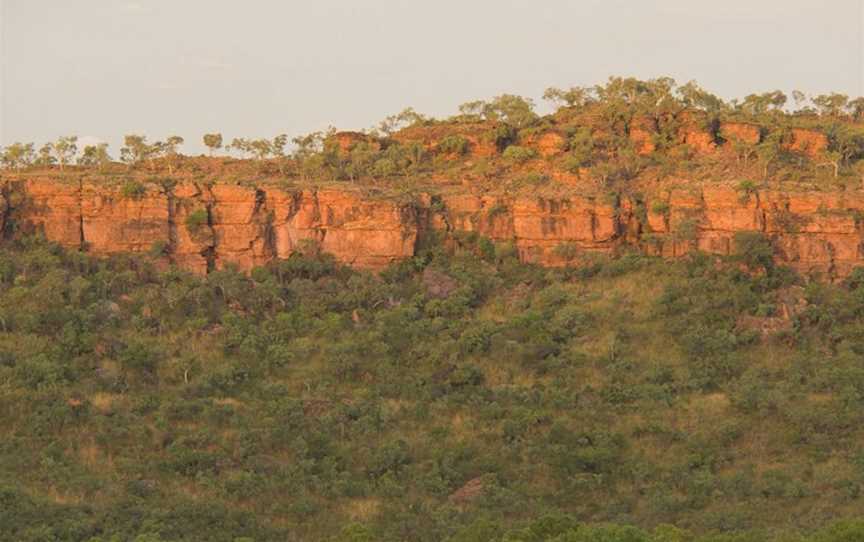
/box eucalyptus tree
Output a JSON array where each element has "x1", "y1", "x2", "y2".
[
  {"x1": 271, "y1": 134, "x2": 288, "y2": 173},
  {"x1": 35, "y1": 144, "x2": 56, "y2": 168},
  {"x1": 203, "y1": 133, "x2": 223, "y2": 155},
  {"x1": 542, "y1": 86, "x2": 594, "y2": 109},
  {"x1": 79, "y1": 143, "x2": 111, "y2": 171},
  {"x1": 292, "y1": 131, "x2": 325, "y2": 181},
  {"x1": 378, "y1": 107, "x2": 426, "y2": 135},
  {"x1": 228, "y1": 138, "x2": 252, "y2": 158},
  {"x1": 1, "y1": 143, "x2": 35, "y2": 171},
  {"x1": 121, "y1": 134, "x2": 153, "y2": 168},
  {"x1": 739, "y1": 91, "x2": 787, "y2": 117},
  {"x1": 157, "y1": 136, "x2": 184, "y2": 174},
  {"x1": 52, "y1": 136, "x2": 78, "y2": 170}
]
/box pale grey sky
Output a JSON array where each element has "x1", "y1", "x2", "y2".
[{"x1": 1, "y1": 0, "x2": 863, "y2": 153}]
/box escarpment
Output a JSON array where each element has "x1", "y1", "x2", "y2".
[
  {"x1": 1, "y1": 178, "x2": 420, "y2": 273},
  {"x1": 4, "y1": 176, "x2": 864, "y2": 280}
]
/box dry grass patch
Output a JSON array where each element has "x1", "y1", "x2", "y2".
[
  {"x1": 344, "y1": 497, "x2": 381, "y2": 521},
  {"x1": 89, "y1": 392, "x2": 122, "y2": 414}
]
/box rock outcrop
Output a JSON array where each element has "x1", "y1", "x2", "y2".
[
  {"x1": 720, "y1": 122, "x2": 761, "y2": 145},
  {"x1": 4, "y1": 177, "x2": 864, "y2": 280},
  {"x1": 785, "y1": 128, "x2": 828, "y2": 157},
  {"x1": 2, "y1": 179, "x2": 417, "y2": 273}
]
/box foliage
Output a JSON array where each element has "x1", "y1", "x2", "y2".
[
  {"x1": 438, "y1": 135, "x2": 470, "y2": 155},
  {"x1": 502, "y1": 145, "x2": 538, "y2": 163},
  {"x1": 185, "y1": 209, "x2": 209, "y2": 232},
  {"x1": 120, "y1": 179, "x2": 147, "y2": 199},
  {"x1": 203, "y1": 133, "x2": 223, "y2": 155},
  {"x1": 0, "y1": 237, "x2": 860, "y2": 540}
]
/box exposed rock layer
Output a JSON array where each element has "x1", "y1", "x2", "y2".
[{"x1": 4, "y1": 177, "x2": 864, "y2": 279}]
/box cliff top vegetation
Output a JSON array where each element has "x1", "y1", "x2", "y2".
[{"x1": 5, "y1": 77, "x2": 864, "y2": 199}]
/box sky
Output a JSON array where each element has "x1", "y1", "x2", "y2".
[{"x1": 0, "y1": 0, "x2": 863, "y2": 154}]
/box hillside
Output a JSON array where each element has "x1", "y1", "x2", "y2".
[
  {"x1": 3, "y1": 236, "x2": 864, "y2": 541},
  {"x1": 5, "y1": 78, "x2": 864, "y2": 541},
  {"x1": 5, "y1": 78, "x2": 864, "y2": 281}
]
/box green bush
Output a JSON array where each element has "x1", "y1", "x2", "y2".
[
  {"x1": 733, "y1": 231, "x2": 774, "y2": 270},
  {"x1": 438, "y1": 134, "x2": 470, "y2": 155},
  {"x1": 120, "y1": 179, "x2": 147, "y2": 199},
  {"x1": 502, "y1": 145, "x2": 538, "y2": 163},
  {"x1": 185, "y1": 208, "x2": 209, "y2": 232}
]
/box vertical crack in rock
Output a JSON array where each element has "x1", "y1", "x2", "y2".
[
  {"x1": 77, "y1": 178, "x2": 86, "y2": 251},
  {"x1": 203, "y1": 191, "x2": 216, "y2": 274},
  {"x1": 0, "y1": 181, "x2": 9, "y2": 239},
  {"x1": 255, "y1": 188, "x2": 277, "y2": 262},
  {"x1": 164, "y1": 184, "x2": 178, "y2": 263},
  {"x1": 310, "y1": 189, "x2": 326, "y2": 250}
]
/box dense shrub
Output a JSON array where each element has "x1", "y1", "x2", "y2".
[{"x1": 0, "y1": 237, "x2": 862, "y2": 540}]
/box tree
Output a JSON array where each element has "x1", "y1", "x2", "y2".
[
  {"x1": 458, "y1": 95, "x2": 538, "y2": 128},
  {"x1": 52, "y1": 136, "x2": 78, "y2": 171},
  {"x1": 595, "y1": 76, "x2": 678, "y2": 113},
  {"x1": 542, "y1": 86, "x2": 594, "y2": 109},
  {"x1": 823, "y1": 150, "x2": 842, "y2": 178},
  {"x1": 565, "y1": 127, "x2": 594, "y2": 171},
  {"x1": 292, "y1": 131, "x2": 325, "y2": 181},
  {"x1": 158, "y1": 135, "x2": 184, "y2": 174},
  {"x1": 0, "y1": 142, "x2": 35, "y2": 171},
  {"x1": 677, "y1": 80, "x2": 725, "y2": 112},
  {"x1": 248, "y1": 139, "x2": 272, "y2": 161},
  {"x1": 203, "y1": 133, "x2": 223, "y2": 155},
  {"x1": 792, "y1": 90, "x2": 809, "y2": 110},
  {"x1": 483, "y1": 94, "x2": 538, "y2": 128},
  {"x1": 812, "y1": 93, "x2": 849, "y2": 117},
  {"x1": 120, "y1": 134, "x2": 153, "y2": 168},
  {"x1": 378, "y1": 107, "x2": 426, "y2": 135},
  {"x1": 35, "y1": 144, "x2": 56, "y2": 168},
  {"x1": 457, "y1": 100, "x2": 486, "y2": 121},
  {"x1": 740, "y1": 91, "x2": 787, "y2": 116},
  {"x1": 228, "y1": 137, "x2": 252, "y2": 158},
  {"x1": 849, "y1": 97, "x2": 864, "y2": 120},
  {"x1": 79, "y1": 143, "x2": 111, "y2": 171},
  {"x1": 730, "y1": 136, "x2": 756, "y2": 166},
  {"x1": 734, "y1": 231, "x2": 774, "y2": 271},
  {"x1": 825, "y1": 126, "x2": 864, "y2": 178},
  {"x1": 755, "y1": 133, "x2": 782, "y2": 179},
  {"x1": 271, "y1": 134, "x2": 288, "y2": 174}
]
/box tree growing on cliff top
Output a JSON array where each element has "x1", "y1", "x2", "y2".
[
  {"x1": 1, "y1": 142, "x2": 35, "y2": 171},
  {"x1": 849, "y1": 97, "x2": 864, "y2": 120},
  {"x1": 378, "y1": 108, "x2": 427, "y2": 135},
  {"x1": 203, "y1": 133, "x2": 223, "y2": 156},
  {"x1": 812, "y1": 93, "x2": 849, "y2": 117},
  {"x1": 292, "y1": 131, "x2": 326, "y2": 181},
  {"x1": 271, "y1": 134, "x2": 288, "y2": 174},
  {"x1": 155, "y1": 135, "x2": 184, "y2": 174},
  {"x1": 120, "y1": 134, "x2": 153, "y2": 168},
  {"x1": 52, "y1": 136, "x2": 78, "y2": 171},
  {"x1": 676, "y1": 80, "x2": 725, "y2": 113},
  {"x1": 35, "y1": 144, "x2": 56, "y2": 168},
  {"x1": 739, "y1": 91, "x2": 787, "y2": 116},
  {"x1": 79, "y1": 143, "x2": 111, "y2": 171},
  {"x1": 457, "y1": 94, "x2": 538, "y2": 128},
  {"x1": 543, "y1": 86, "x2": 594, "y2": 109}
]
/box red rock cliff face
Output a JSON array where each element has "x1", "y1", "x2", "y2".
[
  {"x1": 642, "y1": 186, "x2": 864, "y2": 278},
  {"x1": 2, "y1": 179, "x2": 418, "y2": 274},
  {"x1": 429, "y1": 193, "x2": 619, "y2": 266},
  {"x1": 4, "y1": 178, "x2": 864, "y2": 280}
]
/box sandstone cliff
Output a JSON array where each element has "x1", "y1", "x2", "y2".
[{"x1": 4, "y1": 176, "x2": 864, "y2": 280}]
